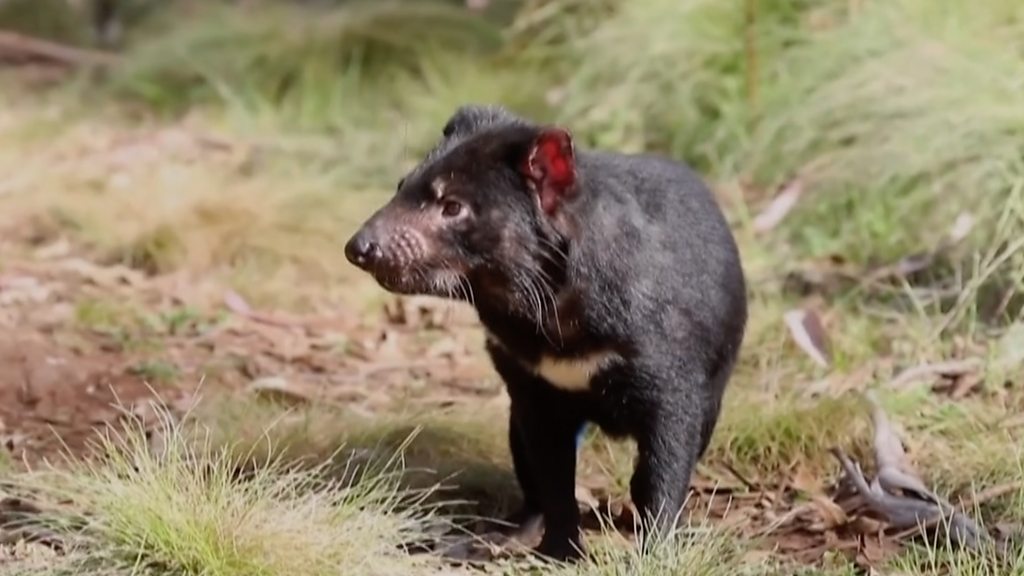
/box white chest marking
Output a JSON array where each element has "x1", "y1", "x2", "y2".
[{"x1": 533, "y1": 351, "x2": 619, "y2": 392}]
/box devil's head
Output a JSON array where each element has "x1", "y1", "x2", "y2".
[{"x1": 344, "y1": 105, "x2": 579, "y2": 313}]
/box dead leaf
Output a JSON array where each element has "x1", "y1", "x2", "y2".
[
  {"x1": 0, "y1": 276, "x2": 52, "y2": 306},
  {"x1": 887, "y1": 359, "x2": 981, "y2": 390},
  {"x1": 866, "y1": 391, "x2": 933, "y2": 502},
  {"x1": 948, "y1": 372, "x2": 982, "y2": 399},
  {"x1": 947, "y1": 213, "x2": 974, "y2": 244},
  {"x1": 247, "y1": 377, "x2": 317, "y2": 406},
  {"x1": 790, "y1": 465, "x2": 823, "y2": 495},
  {"x1": 783, "y1": 308, "x2": 830, "y2": 368},
  {"x1": 223, "y1": 290, "x2": 351, "y2": 332},
  {"x1": 753, "y1": 179, "x2": 803, "y2": 233},
  {"x1": 57, "y1": 258, "x2": 143, "y2": 288},
  {"x1": 810, "y1": 494, "x2": 848, "y2": 529}
]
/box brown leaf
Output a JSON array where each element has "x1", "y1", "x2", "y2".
[
  {"x1": 810, "y1": 494, "x2": 848, "y2": 529},
  {"x1": 57, "y1": 258, "x2": 143, "y2": 288},
  {"x1": 790, "y1": 465, "x2": 823, "y2": 495},
  {"x1": 753, "y1": 179, "x2": 803, "y2": 233},
  {"x1": 783, "y1": 308, "x2": 831, "y2": 368},
  {"x1": 949, "y1": 372, "x2": 983, "y2": 399},
  {"x1": 246, "y1": 377, "x2": 326, "y2": 407}
]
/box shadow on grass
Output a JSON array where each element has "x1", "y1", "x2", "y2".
[{"x1": 189, "y1": 391, "x2": 522, "y2": 527}]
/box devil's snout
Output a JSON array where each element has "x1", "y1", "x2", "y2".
[{"x1": 344, "y1": 228, "x2": 382, "y2": 271}]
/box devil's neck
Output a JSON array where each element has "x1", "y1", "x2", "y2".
[{"x1": 472, "y1": 279, "x2": 588, "y2": 360}]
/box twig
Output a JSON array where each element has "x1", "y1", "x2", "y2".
[
  {"x1": 723, "y1": 462, "x2": 759, "y2": 492},
  {"x1": 0, "y1": 31, "x2": 120, "y2": 68},
  {"x1": 887, "y1": 358, "x2": 982, "y2": 390},
  {"x1": 961, "y1": 482, "x2": 1024, "y2": 509}
]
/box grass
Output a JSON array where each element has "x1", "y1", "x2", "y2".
[
  {"x1": 550, "y1": 521, "x2": 751, "y2": 576},
  {"x1": 8, "y1": 403, "x2": 451, "y2": 576},
  {"x1": 189, "y1": 393, "x2": 520, "y2": 521}
]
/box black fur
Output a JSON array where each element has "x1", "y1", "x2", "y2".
[{"x1": 345, "y1": 105, "x2": 747, "y2": 561}]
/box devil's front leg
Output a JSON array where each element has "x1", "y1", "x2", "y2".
[{"x1": 489, "y1": 347, "x2": 587, "y2": 561}]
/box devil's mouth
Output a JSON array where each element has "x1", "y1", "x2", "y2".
[
  {"x1": 373, "y1": 273, "x2": 420, "y2": 295},
  {"x1": 370, "y1": 267, "x2": 440, "y2": 296}
]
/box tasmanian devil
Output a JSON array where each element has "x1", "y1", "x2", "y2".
[{"x1": 344, "y1": 105, "x2": 747, "y2": 561}]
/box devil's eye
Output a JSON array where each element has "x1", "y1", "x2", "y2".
[
  {"x1": 396, "y1": 177, "x2": 406, "y2": 191},
  {"x1": 441, "y1": 199, "x2": 463, "y2": 218}
]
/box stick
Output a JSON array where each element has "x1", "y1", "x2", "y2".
[{"x1": 0, "y1": 31, "x2": 120, "y2": 68}]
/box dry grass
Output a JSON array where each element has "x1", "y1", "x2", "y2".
[{"x1": 7, "y1": 403, "x2": 452, "y2": 576}]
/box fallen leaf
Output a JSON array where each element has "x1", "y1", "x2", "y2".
[
  {"x1": 887, "y1": 359, "x2": 981, "y2": 390},
  {"x1": 810, "y1": 494, "x2": 848, "y2": 529},
  {"x1": 866, "y1": 391, "x2": 933, "y2": 501},
  {"x1": 948, "y1": 372, "x2": 982, "y2": 399},
  {"x1": 753, "y1": 179, "x2": 803, "y2": 233},
  {"x1": 783, "y1": 308, "x2": 830, "y2": 368},
  {"x1": 947, "y1": 213, "x2": 974, "y2": 244},
  {"x1": 247, "y1": 377, "x2": 316, "y2": 406}
]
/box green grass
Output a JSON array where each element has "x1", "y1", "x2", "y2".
[
  {"x1": 0, "y1": 449, "x2": 11, "y2": 475},
  {"x1": 552, "y1": 522, "x2": 751, "y2": 576},
  {"x1": 9, "y1": 403, "x2": 451, "y2": 576}
]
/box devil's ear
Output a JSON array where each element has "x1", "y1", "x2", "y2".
[{"x1": 521, "y1": 127, "x2": 577, "y2": 215}]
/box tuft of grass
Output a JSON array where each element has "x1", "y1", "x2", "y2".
[
  {"x1": 888, "y1": 532, "x2": 1024, "y2": 576},
  {"x1": 555, "y1": 518, "x2": 752, "y2": 576},
  {"x1": 14, "y1": 402, "x2": 449, "y2": 576}
]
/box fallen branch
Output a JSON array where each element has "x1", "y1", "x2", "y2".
[
  {"x1": 0, "y1": 30, "x2": 120, "y2": 68},
  {"x1": 961, "y1": 481, "x2": 1024, "y2": 509},
  {"x1": 831, "y1": 448, "x2": 986, "y2": 550},
  {"x1": 828, "y1": 393, "x2": 990, "y2": 551},
  {"x1": 887, "y1": 358, "x2": 981, "y2": 390}
]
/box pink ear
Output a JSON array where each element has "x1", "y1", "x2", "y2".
[{"x1": 523, "y1": 128, "x2": 577, "y2": 214}]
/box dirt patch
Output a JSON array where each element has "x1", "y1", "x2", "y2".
[
  {"x1": 0, "y1": 331, "x2": 154, "y2": 460},
  {"x1": 0, "y1": 244, "x2": 502, "y2": 464}
]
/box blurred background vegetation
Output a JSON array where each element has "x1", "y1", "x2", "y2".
[
  {"x1": 4, "y1": 0, "x2": 1022, "y2": 324},
  {"x1": 2, "y1": 2, "x2": 1023, "y2": 574}
]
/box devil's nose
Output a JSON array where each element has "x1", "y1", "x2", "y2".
[{"x1": 345, "y1": 234, "x2": 381, "y2": 270}]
